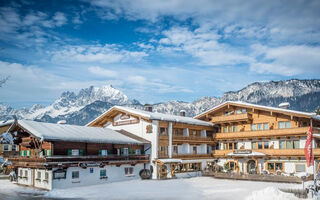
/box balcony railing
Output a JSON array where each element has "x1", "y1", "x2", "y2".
[
  {"x1": 212, "y1": 148, "x2": 320, "y2": 157},
  {"x1": 9, "y1": 154, "x2": 150, "y2": 163},
  {"x1": 214, "y1": 127, "x2": 311, "y2": 140},
  {"x1": 210, "y1": 113, "x2": 252, "y2": 124},
  {"x1": 173, "y1": 135, "x2": 214, "y2": 142},
  {"x1": 172, "y1": 154, "x2": 213, "y2": 159}
]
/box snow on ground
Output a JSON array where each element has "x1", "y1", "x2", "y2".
[{"x1": 0, "y1": 177, "x2": 309, "y2": 200}]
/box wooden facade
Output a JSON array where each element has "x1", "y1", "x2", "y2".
[{"x1": 195, "y1": 101, "x2": 320, "y2": 175}]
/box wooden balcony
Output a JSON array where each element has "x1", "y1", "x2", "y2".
[
  {"x1": 213, "y1": 148, "x2": 320, "y2": 158},
  {"x1": 210, "y1": 113, "x2": 252, "y2": 124},
  {"x1": 214, "y1": 127, "x2": 311, "y2": 140},
  {"x1": 173, "y1": 136, "x2": 215, "y2": 144},
  {"x1": 172, "y1": 153, "x2": 213, "y2": 160},
  {"x1": 8, "y1": 154, "x2": 150, "y2": 168}
]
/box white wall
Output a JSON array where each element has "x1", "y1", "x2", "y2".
[
  {"x1": 17, "y1": 168, "x2": 33, "y2": 186},
  {"x1": 34, "y1": 169, "x2": 52, "y2": 190},
  {"x1": 52, "y1": 164, "x2": 145, "y2": 189}
]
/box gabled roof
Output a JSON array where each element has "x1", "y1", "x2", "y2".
[
  {"x1": 194, "y1": 101, "x2": 320, "y2": 120},
  {"x1": 11, "y1": 120, "x2": 145, "y2": 144},
  {"x1": 88, "y1": 106, "x2": 213, "y2": 127}
]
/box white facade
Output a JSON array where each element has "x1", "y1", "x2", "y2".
[
  {"x1": 17, "y1": 164, "x2": 145, "y2": 190},
  {"x1": 106, "y1": 113, "x2": 214, "y2": 179}
]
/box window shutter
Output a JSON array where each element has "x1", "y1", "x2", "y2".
[
  {"x1": 79, "y1": 149, "x2": 83, "y2": 156},
  {"x1": 107, "y1": 150, "x2": 111, "y2": 155},
  {"x1": 19, "y1": 151, "x2": 22, "y2": 156},
  {"x1": 120, "y1": 148, "x2": 124, "y2": 155},
  {"x1": 128, "y1": 148, "x2": 132, "y2": 155},
  {"x1": 67, "y1": 149, "x2": 72, "y2": 156},
  {"x1": 48, "y1": 150, "x2": 51, "y2": 156},
  {"x1": 24, "y1": 150, "x2": 27, "y2": 156},
  {"x1": 99, "y1": 150, "x2": 102, "y2": 156},
  {"x1": 27, "y1": 150, "x2": 31, "y2": 156},
  {"x1": 44, "y1": 150, "x2": 47, "y2": 156}
]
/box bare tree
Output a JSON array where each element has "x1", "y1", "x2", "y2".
[{"x1": 0, "y1": 76, "x2": 9, "y2": 87}]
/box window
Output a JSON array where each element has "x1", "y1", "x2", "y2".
[
  {"x1": 135, "y1": 149, "x2": 141, "y2": 155},
  {"x1": 278, "y1": 122, "x2": 285, "y2": 129},
  {"x1": 228, "y1": 143, "x2": 233, "y2": 150},
  {"x1": 173, "y1": 146, "x2": 178, "y2": 154},
  {"x1": 263, "y1": 123, "x2": 269, "y2": 130},
  {"x1": 100, "y1": 169, "x2": 107, "y2": 178},
  {"x1": 293, "y1": 140, "x2": 300, "y2": 149},
  {"x1": 296, "y1": 164, "x2": 306, "y2": 172},
  {"x1": 12, "y1": 145, "x2": 17, "y2": 151},
  {"x1": 234, "y1": 143, "x2": 238, "y2": 150},
  {"x1": 24, "y1": 170, "x2": 28, "y2": 177},
  {"x1": 125, "y1": 167, "x2": 134, "y2": 176},
  {"x1": 252, "y1": 142, "x2": 257, "y2": 149},
  {"x1": 236, "y1": 110, "x2": 241, "y2": 114},
  {"x1": 193, "y1": 146, "x2": 197, "y2": 154},
  {"x1": 267, "y1": 162, "x2": 283, "y2": 172},
  {"x1": 258, "y1": 141, "x2": 263, "y2": 149},
  {"x1": 242, "y1": 109, "x2": 247, "y2": 113},
  {"x1": 99, "y1": 150, "x2": 108, "y2": 156},
  {"x1": 37, "y1": 171, "x2": 41, "y2": 180},
  {"x1": 123, "y1": 148, "x2": 129, "y2": 155},
  {"x1": 191, "y1": 131, "x2": 196, "y2": 136},
  {"x1": 264, "y1": 141, "x2": 269, "y2": 149},
  {"x1": 160, "y1": 127, "x2": 168, "y2": 136},
  {"x1": 233, "y1": 126, "x2": 238, "y2": 132},
  {"x1": 251, "y1": 124, "x2": 257, "y2": 131},
  {"x1": 225, "y1": 161, "x2": 237, "y2": 171},
  {"x1": 72, "y1": 171, "x2": 79, "y2": 179},
  {"x1": 286, "y1": 140, "x2": 292, "y2": 149},
  {"x1": 228, "y1": 126, "x2": 232, "y2": 132},
  {"x1": 224, "y1": 127, "x2": 227, "y2": 133},
  {"x1": 3, "y1": 144, "x2": 9, "y2": 151},
  {"x1": 19, "y1": 169, "x2": 22, "y2": 177},
  {"x1": 280, "y1": 140, "x2": 285, "y2": 149},
  {"x1": 90, "y1": 168, "x2": 94, "y2": 173},
  {"x1": 285, "y1": 121, "x2": 291, "y2": 128},
  {"x1": 257, "y1": 124, "x2": 263, "y2": 130},
  {"x1": 224, "y1": 112, "x2": 228, "y2": 116},
  {"x1": 174, "y1": 130, "x2": 178, "y2": 136},
  {"x1": 45, "y1": 172, "x2": 49, "y2": 180},
  {"x1": 68, "y1": 149, "x2": 80, "y2": 156}
]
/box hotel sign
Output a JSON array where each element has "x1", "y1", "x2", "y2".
[{"x1": 233, "y1": 149, "x2": 252, "y2": 154}]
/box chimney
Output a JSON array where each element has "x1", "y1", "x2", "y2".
[
  {"x1": 180, "y1": 110, "x2": 186, "y2": 117},
  {"x1": 144, "y1": 104, "x2": 153, "y2": 112},
  {"x1": 57, "y1": 120, "x2": 67, "y2": 124},
  {"x1": 279, "y1": 102, "x2": 290, "y2": 109}
]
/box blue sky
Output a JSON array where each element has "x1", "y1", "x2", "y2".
[{"x1": 0, "y1": 0, "x2": 320, "y2": 108}]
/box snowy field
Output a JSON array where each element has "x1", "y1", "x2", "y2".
[{"x1": 0, "y1": 177, "x2": 309, "y2": 200}]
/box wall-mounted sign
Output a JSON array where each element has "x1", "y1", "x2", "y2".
[
  {"x1": 146, "y1": 125, "x2": 153, "y2": 133},
  {"x1": 53, "y1": 169, "x2": 67, "y2": 179},
  {"x1": 120, "y1": 114, "x2": 130, "y2": 120},
  {"x1": 233, "y1": 149, "x2": 252, "y2": 154}
]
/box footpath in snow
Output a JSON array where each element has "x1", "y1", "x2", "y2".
[{"x1": 0, "y1": 177, "x2": 309, "y2": 200}]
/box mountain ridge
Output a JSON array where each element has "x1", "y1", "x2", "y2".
[{"x1": 1, "y1": 79, "x2": 320, "y2": 125}]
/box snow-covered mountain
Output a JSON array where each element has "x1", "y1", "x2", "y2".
[{"x1": 1, "y1": 79, "x2": 320, "y2": 125}]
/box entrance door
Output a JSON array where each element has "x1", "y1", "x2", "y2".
[
  {"x1": 159, "y1": 165, "x2": 168, "y2": 179},
  {"x1": 247, "y1": 160, "x2": 256, "y2": 174}
]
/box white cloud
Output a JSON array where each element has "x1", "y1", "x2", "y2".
[
  {"x1": 88, "y1": 66, "x2": 118, "y2": 78},
  {"x1": 53, "y1": 12, "x2": 67, "y2": 26},
  {"x1": 250, "y1": 45, "x2": 320, "y2": 76},
  {"x1": 157, "y1": 27, "x2": 253, "y2": 66},
  {"x1": 51, "y1": 44, "x2": 148, "y2": 64}
]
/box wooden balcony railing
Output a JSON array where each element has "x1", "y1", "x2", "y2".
[
  {"x1": 173, "y1": 136, "x2": 214, "y2": 143},
  {"x1": 214, "y1": 127, "x2": 311, "y2": 140},
  {"x1": 210, "y1": 113, "x2": 252, "y2": 124},
  {"x1": 9, "y1": 154, "x2": 150, "y2": 162},
  {"x1": 172, "y1": 154, "x2": 213, "y2": 159},
  {"x1": 212, "y1": 148, "x2": 320, "y2": 158}
]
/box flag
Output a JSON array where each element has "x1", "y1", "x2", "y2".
[{"x1": 304, "y1": 126, "x2": 314, "y2": 167}]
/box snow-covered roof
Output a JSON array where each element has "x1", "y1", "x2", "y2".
[
  {"x1": 13, "y1": 120, "x2": 145, "y2": 144},
  {"x1": 89, "y1": 106, "x2": 213, "y2": 127},
  {"x1": 0, "y1": 120, "x2": 14, "y2": 127},
  {"x1": 194, "y1": 101, "x2": 320, "y2": 120}
]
